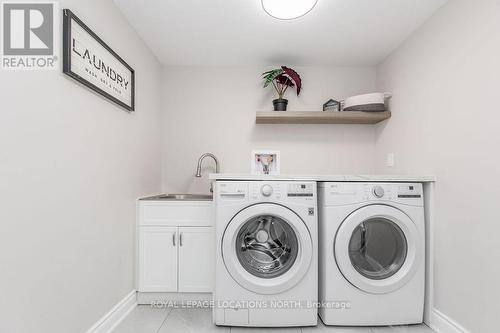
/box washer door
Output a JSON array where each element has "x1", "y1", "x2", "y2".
[
  {"x1": 335, "y1": 205, "x2": 422, "y2": 294},
  {"x1": 222, "y1": 203, "x2": 313, "y2": 294}
]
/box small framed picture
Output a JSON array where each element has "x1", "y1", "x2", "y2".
[{"x1": 251, "y1": 150, "x2": 280, "y2": 175}]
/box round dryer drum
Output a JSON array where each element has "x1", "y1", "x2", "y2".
[
  {"x1": 222, "y1": 203, "x2": 313, "y2": 294},
  {"x1": 334, "y1": 205, "x2": 422, "y2": 294}
]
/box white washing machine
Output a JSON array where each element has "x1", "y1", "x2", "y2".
[
  {"x1": 318, "y1": 182, "x2": 425, "y2": 326},
  {"x1": 214, "y1": 181, "x2": 318, "y2": 327}
]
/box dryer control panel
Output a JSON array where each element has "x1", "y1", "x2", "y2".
[{"x1": 320, "y1": 182, "x2": 424, "y2": 207}]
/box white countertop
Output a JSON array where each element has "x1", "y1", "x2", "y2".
[{"x1": 209, "y1": 174, "x2": 436, "y2": 182}]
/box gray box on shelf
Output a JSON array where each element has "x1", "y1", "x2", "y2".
[{"x1": 323, "y1": 99, "x2": 341, "y2": 112}]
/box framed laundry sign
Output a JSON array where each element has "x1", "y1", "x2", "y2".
[{"x1": 62, "y1": 9, "x2": 135, "y2": 111}]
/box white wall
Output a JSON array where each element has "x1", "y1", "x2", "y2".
[
  {"x1": 375, "y1": 1, "x2": 500, "y2": 332},
  {"x1": 0, "y1": 1, "x2": 162, "y2": 332},
  {"x1": 161, "y1": 66, "x2": 377, "y2": 193}
]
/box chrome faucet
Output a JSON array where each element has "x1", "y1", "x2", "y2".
[{"x1": 195, "y1": 153, "x2": 220, "y2": 192}]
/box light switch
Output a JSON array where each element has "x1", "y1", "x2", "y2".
[{"x1": 386, "y1": 153, "x2": 395, "y2": 167}]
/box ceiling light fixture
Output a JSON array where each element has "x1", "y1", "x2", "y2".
[{"x1": 262, "y1": 0, "x2": 319, "y2": 20}]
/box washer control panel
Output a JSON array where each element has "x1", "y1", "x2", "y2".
[
  {"x1": 217, "y1": 181, "x2": 316, "y2": 202},
  {"x1": 287, "y1": 183, "x2": 315, "y2": 198}
]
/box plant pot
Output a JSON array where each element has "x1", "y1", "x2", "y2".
[{"x1": 273, "y1": 99, "x2": 288, "y2": 111}]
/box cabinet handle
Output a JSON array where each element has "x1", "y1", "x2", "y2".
[
  {"x1": 179, "y1": 232, "x2": 183, "y2": 247},
  {"x1": 172, "y1": 233, "x2": 176, "y2": 246}
]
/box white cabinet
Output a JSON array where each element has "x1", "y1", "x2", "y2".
[
  {"x1": 178, "y1": 227, "x2": 214, "y2": 292},
  {"x1": 137, "y1": 200, "x2": 214, "y2": 294},
  {"x1": 139, "y1": 227, "x2": 178, "y2": 292}
]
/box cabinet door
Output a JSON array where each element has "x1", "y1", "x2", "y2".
[
  {"x1": 178, "y1": 227, "x2": 214, "y2": 292},
  {"x1": 139, "y1": 226, "x2": 178, "y2": 292}
]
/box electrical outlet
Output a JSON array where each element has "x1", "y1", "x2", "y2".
[{"x1": 386, "y1": 153, "x2": 395, "y2": 167}]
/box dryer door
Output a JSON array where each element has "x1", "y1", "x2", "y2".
[
  {"x1": 335, "y1": 205, "x2": 422, "y2": 294},
  {"x1": 222, "y1": 203, "x2": 313, "y2": 294}
]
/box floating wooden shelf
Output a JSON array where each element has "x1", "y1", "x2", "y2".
[{"x1": 256, "y1": 111, "x2": 391, "y2": 124}]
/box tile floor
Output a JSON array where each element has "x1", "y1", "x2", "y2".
[{"x1": 112, "y1": 306, "x2": 435, "y2": 333}]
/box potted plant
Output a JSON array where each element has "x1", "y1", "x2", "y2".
[{"x1": 262, "y1": 66, "x2": 302, "y2": 111}]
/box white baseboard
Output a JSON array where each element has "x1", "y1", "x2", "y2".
[
  {"x1": 137, "y1": 292, "x2": 212, "y2": 304},
  {"x1": 86, "y1": 290, "x2": 137, "y2": 333},
  {"x1": 428, "y1": 308, "x2": 470, "y2": 333}
]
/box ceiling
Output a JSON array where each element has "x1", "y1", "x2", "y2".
[{"x1": 114, "y1": 0, "x2": 448, "y2": 66}]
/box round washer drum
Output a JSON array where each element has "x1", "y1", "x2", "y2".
[
  {"x1": 334, "y1": 205, "x2": 422, "y2": 294},
  {"x1": 222, "y1": 203, "x2": 313, "y2": 295},
  {"x1": 236, "y1": 214, "x2": 299, "y2": 279}
]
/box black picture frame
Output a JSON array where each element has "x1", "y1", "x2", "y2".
[{"x1": 63, "y1": 9, "x2": 135, "y2": 111}]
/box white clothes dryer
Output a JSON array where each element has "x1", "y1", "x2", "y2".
[{"x1": 318, "y1": 182, "x2": 425, "y2": 326}]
